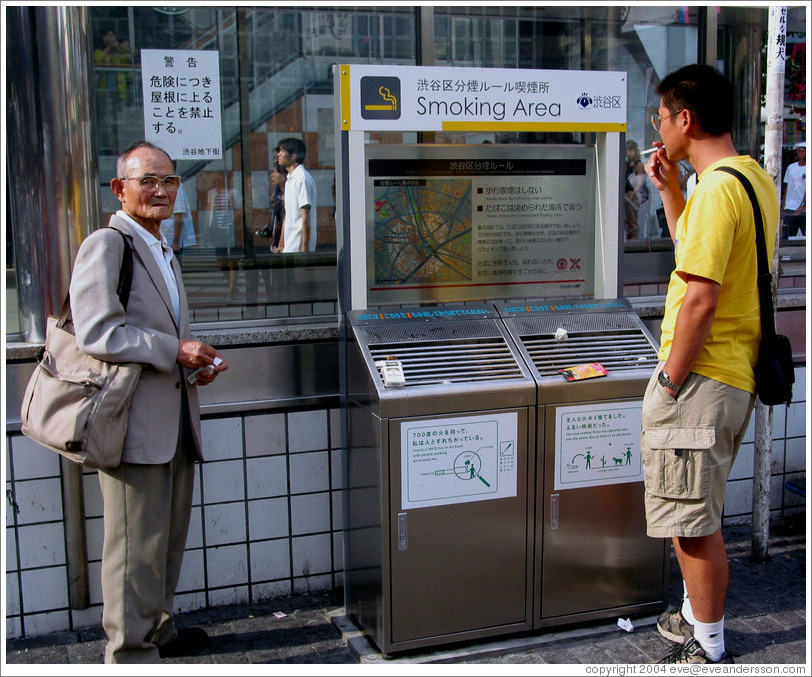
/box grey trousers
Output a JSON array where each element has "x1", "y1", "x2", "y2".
[{"x1": 98, "y1": 434, "x2": 196, "y2": 663}]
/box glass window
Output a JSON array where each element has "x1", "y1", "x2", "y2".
[
  {"x1": 89, "y1": 6, "x2": 416, "y2": 325},
  {"x1": 432, "y1": 6, "x2": 702, "y2": 294}
]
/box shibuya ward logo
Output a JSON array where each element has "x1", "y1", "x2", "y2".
[
  {"x1": 361, "y1": 76, "x2": 401, "y2": 120},
  {"x1": 576, "y1": 92, "x2": 594, "y2": 109}
]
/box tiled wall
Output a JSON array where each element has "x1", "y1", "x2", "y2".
[
  {"x1": 6, "y1": 406, "x2": 345, "y2": 639},
  {"x1": 5, "y1": 369, "x2": 806, "y2": 639}
]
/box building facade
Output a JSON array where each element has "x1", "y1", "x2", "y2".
[{"x1": 4, "y1": 4, "x2": 807, "y2": 640}]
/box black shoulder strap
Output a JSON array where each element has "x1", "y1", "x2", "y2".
[
  {"x1": 714, "y1": 166, "x2": 776, "y2": 340},
  {"x1": 113, "y1": 228, "x2": 134, "y2": 310}
]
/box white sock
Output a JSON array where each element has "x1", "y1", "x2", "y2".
[
  {"x1": 680, "y1": 581, "x2": 697, "y2": 625},
  {"x1": 693, "y1": 617, "x2": 726, "y2": 661}
]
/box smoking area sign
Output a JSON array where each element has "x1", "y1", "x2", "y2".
[
  {"x1": 554, "y1": 401, "x2": 643, "y2": 490},
  {"x1": 341, "y1": 63, "x2": 626, "y2": 132},
  {"x1": 401, "y1": 412, "x2": 519, "y2": 510},
  {"x1": 141, "y1": 49, "x2": 223, "y2": 160}
]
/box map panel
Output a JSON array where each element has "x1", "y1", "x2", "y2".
[
  {"x1": 374, "y1": 179, "x2": 472, "y2": 285},
  {"x1": 364, "y1": 145, "x2": 596, "y2": 305}
]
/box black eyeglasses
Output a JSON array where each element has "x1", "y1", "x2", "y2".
[{"x1": 120, "y1": 174, "x2": 182, "y2": 191}]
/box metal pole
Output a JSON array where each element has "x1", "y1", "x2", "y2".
[
  {"x1": 751, "y1": 5, "x2": 787, "y2": 563},
  {"x1": 6, "y1": 7, "x2": 52, "y2": 342}
]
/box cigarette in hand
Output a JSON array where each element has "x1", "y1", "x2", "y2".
[{"x1": 640, "y1": 147, "x2": 659, "y2": 156}]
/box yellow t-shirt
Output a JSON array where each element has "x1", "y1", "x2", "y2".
[{"x1": 658, "y1": 156, "x2": 779, "y2": 393}]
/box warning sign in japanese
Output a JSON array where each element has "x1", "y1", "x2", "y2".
[
  {"x1": 554, "y1": 401, "x2": 643, "y2": 490},
  {"x1": 141, "y1": 49, "x2": 222, "y2": 160},
  {"x1": 400, "y1": 412, "x2": 518, "y2": 510}
]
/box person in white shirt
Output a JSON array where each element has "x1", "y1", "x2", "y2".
[
  {"x1": 781, "y1": 141, "x2": 806, "y2": 238},
  {"x1": 159, "y1": 181, "x2": 197, "y2": 264},
  {"x1": 276, "y1": 137, "x2": 317, "y2": 252}
]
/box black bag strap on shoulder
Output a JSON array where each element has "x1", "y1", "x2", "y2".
[
  {"x1": 113, "y1": 228, "x2": 134, "y2": 310},
  {"x1": 714, "y1": 166, "x2": 776, "y2": 341},
  {"x1": 57, "y1": 227, "x2": 134, "y2": 327}
]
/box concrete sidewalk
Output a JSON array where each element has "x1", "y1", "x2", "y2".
[{"x1": 4, "y1": 519, "x2": 808, "y2": 668}]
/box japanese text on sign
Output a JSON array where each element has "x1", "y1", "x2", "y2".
[
  {"x1": 401, "y1": 412, "x2": 519, "y2": 510},
  {"x1": 141, "y1": 49, "x2": 222, "y2": 160},
  {"x1": 554, "y1": 401, "x2": 643, "y2": 490}
]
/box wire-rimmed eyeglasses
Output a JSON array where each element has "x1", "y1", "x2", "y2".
[
  {"x1": 120, "y1": 174, "x2": 182, "y2": 191},
  {"x1": 651, "y1": 110, "x2": 683, "y2": 132}
]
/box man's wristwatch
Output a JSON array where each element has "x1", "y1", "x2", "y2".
[{"x1": 658, "y1": 369, "x2": 683, "y2": 392}]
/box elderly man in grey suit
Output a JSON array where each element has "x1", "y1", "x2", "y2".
[{"x1": 69, "y1": 141, "x2": 227, "y2": 663}]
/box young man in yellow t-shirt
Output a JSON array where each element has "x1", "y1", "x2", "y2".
[{"x1": 642, "y1": 64, "x2": 779, "y2": 665}]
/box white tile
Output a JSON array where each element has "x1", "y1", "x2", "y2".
[
  {"x1": 201, "y1": 417, "x2": 244, "y2": 461},
  {"x1": 9, "y1": 436, "x2": 61, "y2": 480},
  {"x1": 82, "y1": 474, "x2": 104, "y2": 518},
  {"x1": 13, "y1": 478, "x2": 63, "y2": 525},
  {"x1": 290, "y1": 492, "x2": 331, "y2": 535},
  {"x1": 201, "y1": 459, "x2": 245, "y2": 504},
  {"x1": 21, "y1": 610, "x2": 70, "y2": 636},
  {"x1": 770, "y1": 439, "x2": 785, "y2": 474},
  {"x1": 6, "y1": 527, "x2": 18, "y2": 571},
  {"x1": 248, "y1": 497, "x2": 289, "y2": 541},
  {"x1": 87, "y1": 560, "x2": 103, "y2": 606},
  {"x1": 293, "y1": 574, "x2": 332, "y2": 595},
  {"x1": 205, "y1": 543, "x2": 248, "y2": 588},
  {"x1": 291, "y1": 533, "x2": 332, "y2": 577},
  {"x1": 21, "y1": 566, "x2": 69, "y2": 613},
  {"x1": 209, "y1": 586, "x2": 249, "y2": 607},
  {"x1": 191, "y1": 468, "x2": 201, "y2": 506},
  {"x1": 71, "y1": 604, "x2": 103, "y2": 631},
  {"x1": 723, "y1": 479, "x2": 753, "y2": 518},
  {"x1": 742, "y1": 414, "x2": 756, "y2": 444},
  {"x1": 173, "y1": 590, "x2": 206, "y2": 615},
  {"x1": 772, "y1": 405, "x2": 787, "y2": 438},
  {"x1": 785, "y1": 436, "x2": 806, "y2": 473},
  {"x1": 786, "y1": 399, "x2": 807, "y2": 438},
  {"x1": 769, "y1": 475, "x2": 784, "y2": 510},
  {"x1": 250, "y1": 539, "x2": 291, "y2": 581},
  {"x1": 783, "y1": 474, "x2": 806, "y2": 507},
  {"x1": 204, "y1": 501, "x2": 246, "y2": 547},
  {"x1": 791, "y1": 365, "x2": 806, "y2": 403},
  {"x1": 730, "y1": 442, "x2": 754, "y2": 481},
  {"x1": 244, "y1": 413, "x2": 286, "y2": 457},
  {"x1": 6, "y1": 571, "x2": 21, "y2": 614},
  {"x1": 252, "y1": 580, "x2": 291, "y2": 601},
  {"x1": 288, "y1": 410, "x2": 328, "y2": 453},
  {"x1": 246, "y1": 455, "x2": 288, "y2": 499},
  {"x1": 177, "y1": 549, "x2": 205, "y2": 593},
  {"x1": 186, "y1": 505, "x2": 204, "y2": 549},
  {"x1": 332, "y1": 530, "x2": 344, "y2": 568},
  {"x1": 5, "y1": 482, "x2": 14, "y2": 527},
  {"x1": 17, "y1": 523, "x2": 66, "y2": 568},
  {"x1": 85, "y1": 516, "x2": 104, "y2": 562},
  {"x1": 289, "y1": 451, "x2": 329, "y2": 494},
  {"x1": 331, "y1": 449, "x2": 345, "y2": 490},
  {"x1": 6, "y1": 615, "x2": 22, "y2": 639},
  {"x1": 329, "y1": 408, "x2": 343, "y2": 450}
]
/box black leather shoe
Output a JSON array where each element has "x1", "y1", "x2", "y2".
[{"x1": 157, "y1": 627, "x2": 209, "y2": 658}]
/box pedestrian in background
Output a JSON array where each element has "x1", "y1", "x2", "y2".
[
  {"x1": 276, "y1": 137, "x2": 317, "y2": 253},
  {"x1": 160, "y1": 181, "x2": 196, "y2": 265},
  {"x1": 781, "y1": 140, "x2": 806, "y2": 238}
]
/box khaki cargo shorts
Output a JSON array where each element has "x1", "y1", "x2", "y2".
[{"x1": 641, "y1": 363, "x2": 755, "y2": 538}]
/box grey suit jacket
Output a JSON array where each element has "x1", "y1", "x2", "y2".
[{"x1": 69, "y1": 214, "x2": 203, "y2": 464}]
